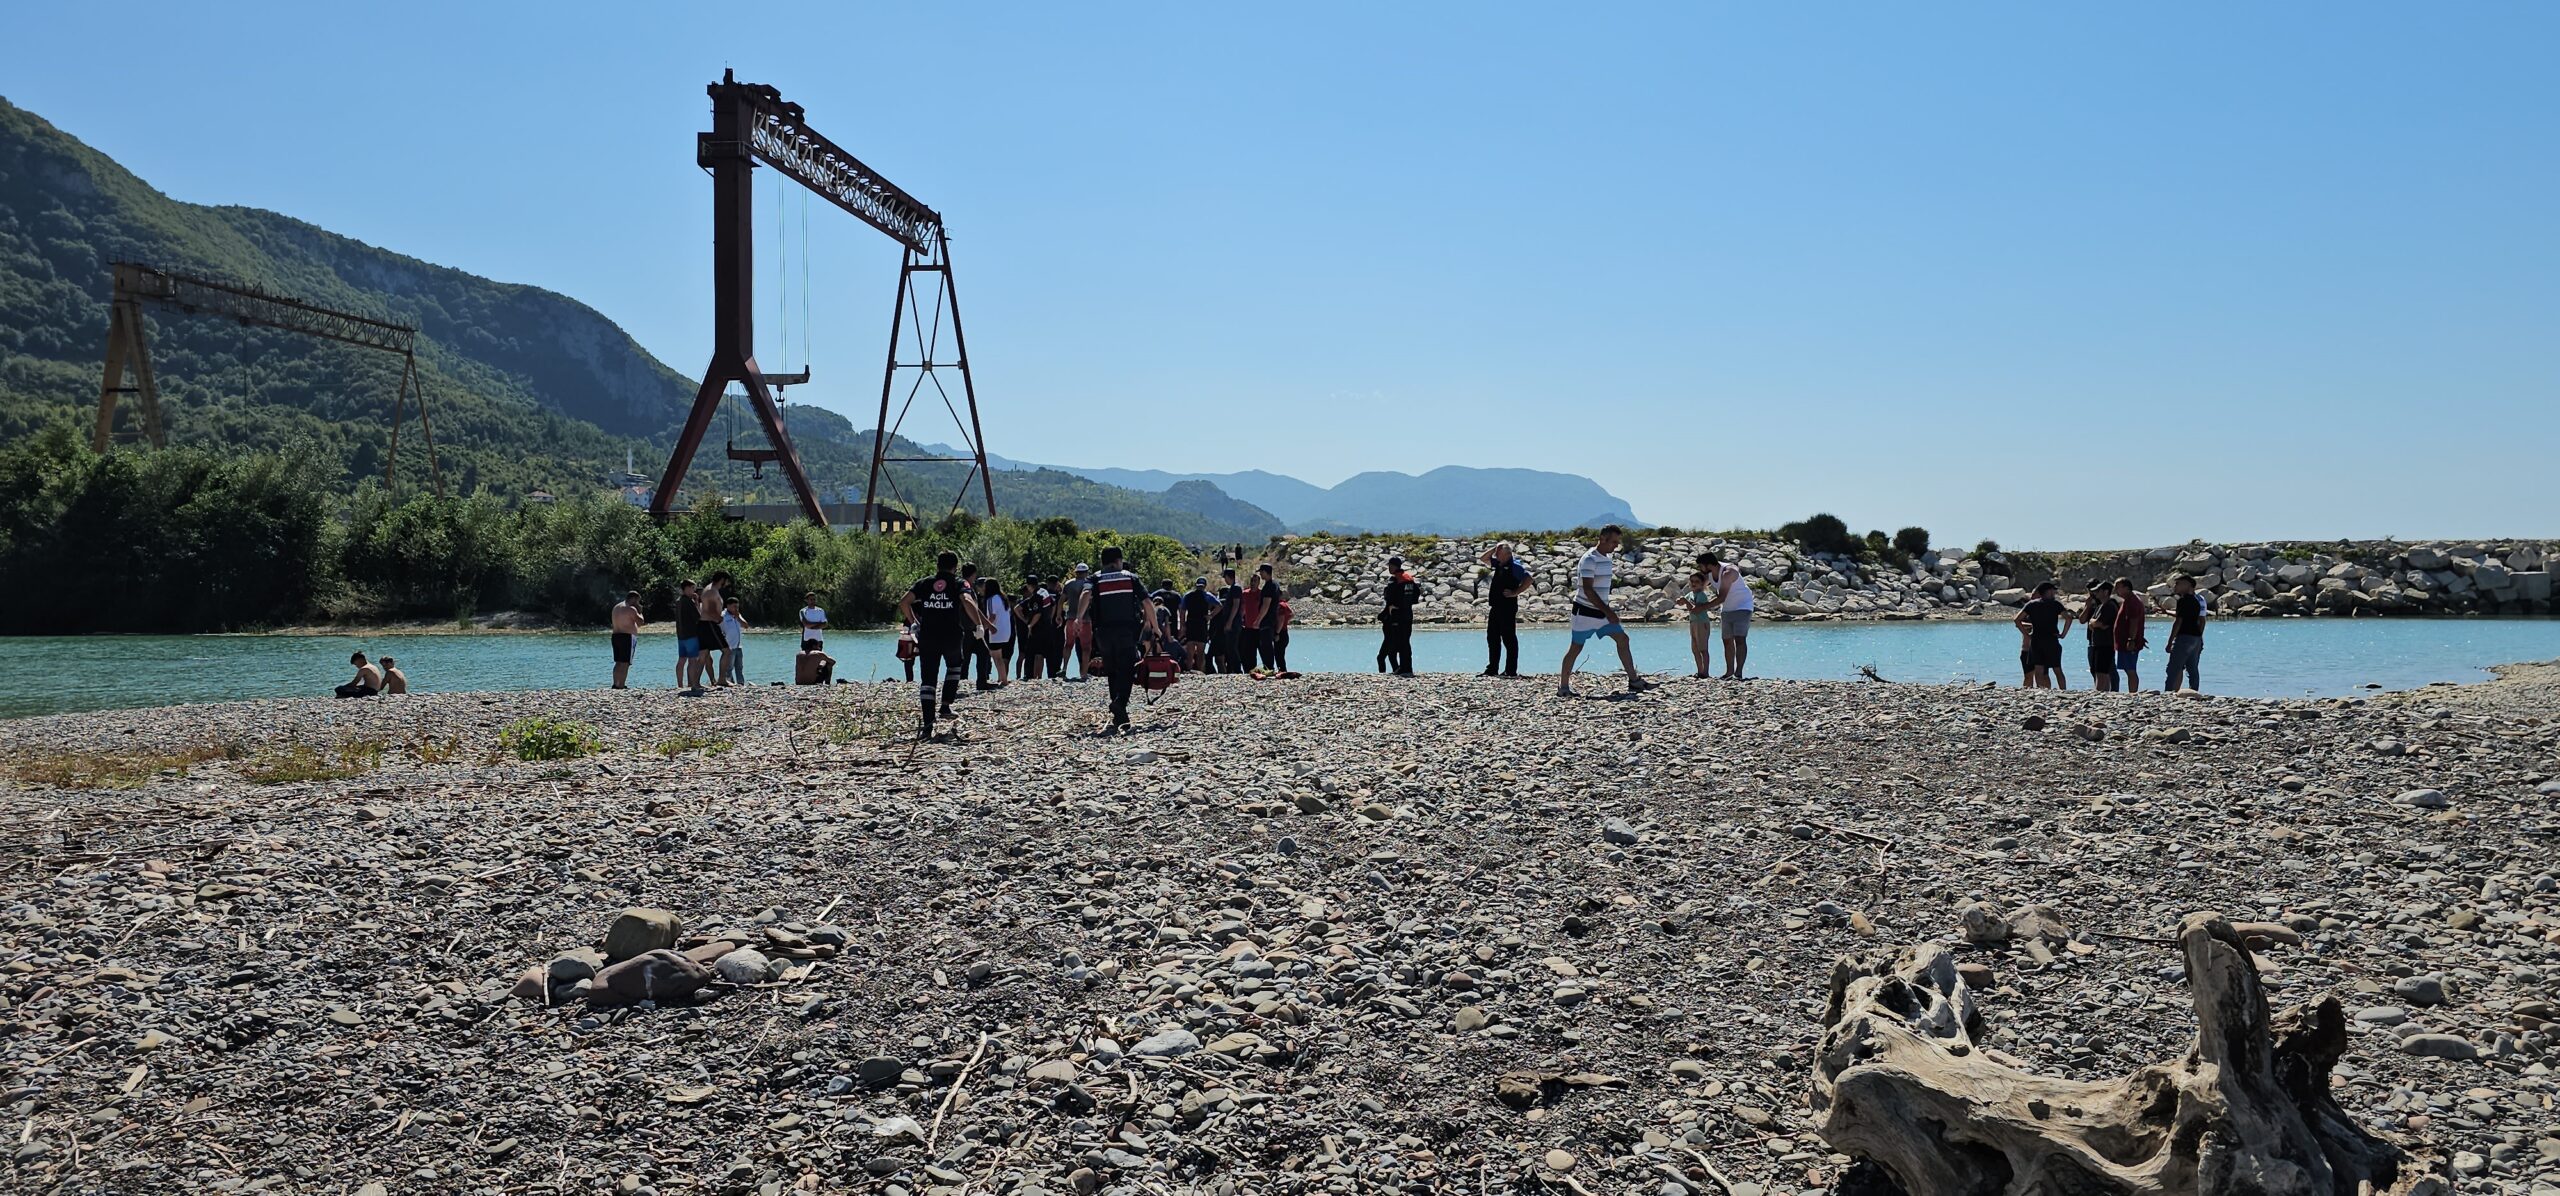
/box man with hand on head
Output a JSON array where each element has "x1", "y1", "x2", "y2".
[
  {"x1": 1378, "y1": 556, "x2": 1422, "y2": 676},
  {"x1": 1478, "y1": 541, "x2": 1533, "y2": 677}
]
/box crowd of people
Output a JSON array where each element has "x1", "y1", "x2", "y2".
[
  {"x1": 2012, "y1": 574, "x2": 2209, "y2": 693},
  {"x1": 885, "y1": 553, "x2": 1304, "y2": 739},
  {"x1": 585, "y1": 526, "x2": 2208, "y2": 734}
]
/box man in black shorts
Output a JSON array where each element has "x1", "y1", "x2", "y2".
[
  {"x1": 1179, "y1": 577, "x2": 1219, "y2": 672},
  {"x1": 1072, "y1": 545, "x2": 1163, "y2": 735},
  {"x1": 2012, "y1": 581, "x2": 2073, "y2": 689},
  {"x1": 609, "y1": 590, "x2": 643, "y2": 689},
  {"x1": 1211, "y1": 568, "x2": 1243, "y2": 673},
  {"x1": 2080, "y1": 581, "x2": 2117, "y2": 691},
  {"x1": 898, "y1": 551, "x2": 985, "y2": 741}
]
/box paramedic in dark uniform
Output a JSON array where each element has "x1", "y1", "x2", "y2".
[
  {"x1": 897, "y1": 550, "x2": 985, "y2": 740},
  {"x1": 1072, "y1": 545, "x2": 1162, "y2": 735}
]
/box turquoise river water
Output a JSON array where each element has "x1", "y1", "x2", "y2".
[{"x1": 3, "y1": 618, "x2": 2556, "y2": 718}]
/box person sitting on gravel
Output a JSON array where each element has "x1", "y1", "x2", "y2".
[
  {"x1": 1558, "y1": 525, "x2": 1656, "y2": 698},
  {"x1": 335, "y1": 651, "x2": 383, "y2": 699},
  {"x1": 379, "y1": 656, "x2": 409, "y2": 695},
  {"x1": 795, "y1": 644, "x2": 835, "y2": 685}
]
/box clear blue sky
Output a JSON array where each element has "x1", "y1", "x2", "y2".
[{"x1": 9, "y1": 4, "x2": 2554, "y2": 547}]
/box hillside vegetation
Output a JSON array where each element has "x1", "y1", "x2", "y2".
[
  {"x1": 0, "y1": 426, "x2": 1197, "y2": 633},
  {"x1": 0, "y1": 96, "x2": 1283, "y2": 542}
]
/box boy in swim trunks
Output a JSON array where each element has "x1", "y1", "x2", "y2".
[{"x1": 610, "y1": 590, "x2": 643, "y2": 689}]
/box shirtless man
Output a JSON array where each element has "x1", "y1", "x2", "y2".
[
  {"x1": 378, "y1": 656, "x2": 410, "y2": 694},
  {"x1": 335, "y1": 651, "x2": 384, "y2": 699},
  {"x1": 695, "y1": 572, "x2": 731, "y2": 690},
  {"x1": 610, "y1": 590, "x2": 644, "y2": 689}
]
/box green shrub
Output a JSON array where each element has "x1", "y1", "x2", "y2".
[
  {"x1": 1974, "y1": 539, "x2": 2001, "y2": 557},
  {"x1": 1893, "y1": 527, "x2": 1930, "y2": 557},
  {"x1": 1778, "y1": 513, "x2": 1858, "y2": 555},
  {"x1": 239, "y1": 738, "x2": 385, "y2": 785},
  {"x1": 500, "y1": 716, "x2": 602, "y2": 762}
]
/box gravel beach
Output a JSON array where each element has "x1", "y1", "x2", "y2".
[{"x1": 3, "y1": 674, "x2": 2556, "y2": 1194}]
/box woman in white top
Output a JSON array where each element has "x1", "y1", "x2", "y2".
[{"x1": 979, "y1": 577, "x2": 1015, "y2": 686}]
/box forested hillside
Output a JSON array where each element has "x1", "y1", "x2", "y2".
[{"x1": 0, "y1": 96, "x2": 1283, "y2": 542}]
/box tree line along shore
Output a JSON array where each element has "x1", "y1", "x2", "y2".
[{"x1": 3, "y1": 428, "x2": 2550, "y2": 636}]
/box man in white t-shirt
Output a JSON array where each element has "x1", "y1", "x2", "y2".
[
  {"x1": 1557, "y1": 525, "x2": 1655, "y2": 698},
  {"x1": 799, "y1": 592, "x2": 828, "y2": 652},
  {"x1": 1704, "y1": 550, "x2": 1753, "y2": 680}
]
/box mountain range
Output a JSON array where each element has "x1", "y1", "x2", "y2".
[
  {"x1": 937, "y1": 449, "x2": 1644, "y2": 537},
  {"x1": 0, "y1": 95, "x2": 1640, "y2": 540}
]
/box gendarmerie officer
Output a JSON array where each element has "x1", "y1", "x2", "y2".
[{"x1": 1072, "y1": 545, "x2": 1162, "y2": 735}]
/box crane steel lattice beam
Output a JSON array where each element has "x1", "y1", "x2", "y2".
[
  {"x1": 655, "y1": 71, "x2": 995, "y2": 531},
  {"x1": 94, "y1": 262, "x2": 443, "y2": 496},
  {"x1": 117, "y1": 263, "x2": 419, "y2": 354}
]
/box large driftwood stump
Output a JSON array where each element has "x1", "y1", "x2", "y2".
[{"x1": 1810, "y1": 913, "x2": 2447, "y2": 1196}]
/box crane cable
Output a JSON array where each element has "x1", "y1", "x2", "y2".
[
  {"x1": 800, "y1": 187, "x2": 811, "y2": 372},
  {"x1": 775, "y1": 173, "x2": 788, "y2": 376}
]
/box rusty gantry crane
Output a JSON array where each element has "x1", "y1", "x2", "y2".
[
  {"x1": 94, "y1": 262, "x2": 444, "y2": 495},
  {"x1": 653, "y1": 71, "x2": 995, "y2": 531}
]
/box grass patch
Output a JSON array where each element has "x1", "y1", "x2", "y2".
[
  {"x1": 500, "y1": 716, "x2": 602, "y2": 762},
  {"x1": 6, "y1": 741, "x2": 244, "y2": 789},
  {"x1": 818, "y1": 688, "x2": 906, "y2": 747},
  {"x1": 406, "y1": 733, "x2": 462, "y2": 764},
  {"x1": 654, "y1": 732, "x2": 735, "y2": 758},
  {"x1": 239, "y1": 738, "x2": 386, "y2": 785}
]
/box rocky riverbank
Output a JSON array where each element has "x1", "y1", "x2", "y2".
[
  {"x1": 3, "y1": 678, "x2": 2556, "y2": 1194},
  {"x1": 1263, "y1": 534, "x2": 2560, "y2": 626}
]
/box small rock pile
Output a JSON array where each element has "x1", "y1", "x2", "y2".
[{"x1": 510, "y1": 906, "x2": 843, "y2": 1012}]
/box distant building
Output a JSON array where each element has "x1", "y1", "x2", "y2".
[
  {"x1": 609, "y1": 448, "x2": 654, "y2": 490},
  {"x1": 526, "y1": 489, "x2": 557, "y2": 506}
]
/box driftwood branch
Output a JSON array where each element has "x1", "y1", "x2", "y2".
[{"x1": 1810, "y1": 913, "x2": 2448, "y2": 1196}]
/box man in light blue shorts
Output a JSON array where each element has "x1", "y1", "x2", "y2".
[{"x1": 1557, "y1": 525, "x2": 1656, "y2": 698}]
